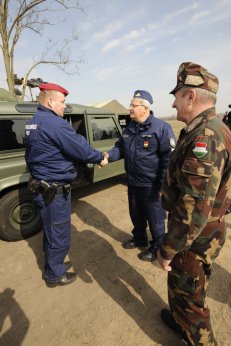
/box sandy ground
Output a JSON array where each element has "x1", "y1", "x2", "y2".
[{"x1": 0, "y1": 176, "x2": 231, "y2": 346}]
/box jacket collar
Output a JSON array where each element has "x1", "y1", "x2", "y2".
[{"x1": 185, "y1": 107, "x2": 216, "y2": 133}]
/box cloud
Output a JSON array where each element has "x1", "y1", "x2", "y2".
[
  {"x1": 92, "y1": 7, "x2": 147, "y2": 42},
  {"x1": 91, "y1": 62, "x2": 143, "y2": 82},
  {"x1": 125, "y1": 37, "x2": 152, "y2": 51},
  {"x1": 91, "y1": 66, "x2": 121, "y2": 81},
  {"x1": 124, "y1": 29, "x2": 144, "y2": 40},
  {"x1": 102, "y1": 27, "x2": 146, "y2": 52},
  {"x1": 102, "y1": 38, "x2": 121, "y2": 52},
  {"x1": 93, "y1": 19, "x2": 126, "y2": 40},
  {"x1": 191, "y1": 10, "x2": 210, "y2": 22},
  {"x1": 163, "y1": 2, "x2": 199, "y2": 22},
  {"x1": 144, "y1": 46, "x2": 155, "y2": 54},
  {"x1": 190, "y1": 1, "x2": 231, "y2": 24},
  {"x1": 204, "y1": 11, "x2": 231, "y2": 24},
  {"x1": 100, "y1": 3, "x2": 202, "y2": 54}
]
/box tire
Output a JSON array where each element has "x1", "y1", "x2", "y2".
[{"x1": 0, "y1": 186, "x2": 42, "y2": 241}]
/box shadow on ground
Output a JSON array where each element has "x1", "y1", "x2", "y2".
[{"x1": 0, "y1": 288, "x2": 29, "y2": 345}]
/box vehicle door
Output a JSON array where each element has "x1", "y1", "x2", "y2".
[{"x1": 85, "y1": 112, "x2": 125, "y2": 182}]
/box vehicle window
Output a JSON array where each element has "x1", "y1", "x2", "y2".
[
  {"x1": 0, "y1": 119, "x2": 26, "y2": 151},
  {"x1": 65, "y1": 115, "x2": 86, "y2": 138},
  {"x1": 91, "y1": 117, "x2": 120, "y2": 141}
]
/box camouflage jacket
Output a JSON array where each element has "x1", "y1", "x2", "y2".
[{"x1": 160, "y1": 107, "x2": 231, "y2": 260}]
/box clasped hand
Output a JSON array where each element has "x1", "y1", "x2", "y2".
[{"x1": 97, "y1": 152, "x2": 109, "y2": 168}]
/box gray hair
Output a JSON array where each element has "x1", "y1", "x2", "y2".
[
  {"x1": 181, "y1": 86, "x2": 217, "y2": 105},
  {"x1": 138, "y1": 98, "x2": 151, "y2": 110}
]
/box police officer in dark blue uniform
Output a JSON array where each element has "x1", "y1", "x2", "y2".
[
  {"x1": 25, "y1": 83, "x2": 107, "y2": 286},
  {"x1": 106, "y1": 90, "x2": 176, "y2": 261}
]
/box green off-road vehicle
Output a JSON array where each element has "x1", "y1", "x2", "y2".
[{"x1": 0, "y1": 92, "x2": 124, "y2": 241}]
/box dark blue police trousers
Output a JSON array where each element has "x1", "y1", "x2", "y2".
[
  {"x1": 128, "y1": 185, "x2": 166, "y2": 248},
  {"x1": 34, "y1": 192, "x2": 71, "y2": 281}
]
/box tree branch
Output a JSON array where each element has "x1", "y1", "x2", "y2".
[
  {"x1": 1, "y1": 0, "x2": 85, "y2": 98},
  {"x1": 8, "y1": 1, "x2": 45, "y2": 38}
]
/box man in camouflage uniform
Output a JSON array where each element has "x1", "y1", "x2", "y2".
[{"x1": 157, "y1": 62, "x2": 231, "y2": 346}]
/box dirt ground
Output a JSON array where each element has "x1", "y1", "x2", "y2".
[{"x1": 0, "y1": 176, "x2": 231, "y2": 346}]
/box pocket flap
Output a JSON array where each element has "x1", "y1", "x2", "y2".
[{"x1": 182, "y1": 158, "x2": 213, "y2": 177}]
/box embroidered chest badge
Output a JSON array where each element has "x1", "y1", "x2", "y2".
[
  {"x1": 192, "y1": 142, "x2": 208, "y2": 158},
  {"x1": 143, "y1": 140, "x2": 149, "y2": 148}
]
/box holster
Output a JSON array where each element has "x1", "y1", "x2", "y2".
[
  {"x1": 40, "y1": 180, "x2": 58, "y2": 206},
  {"x1": 28, "y1": 177, "x2": 71, "y2": 206}
]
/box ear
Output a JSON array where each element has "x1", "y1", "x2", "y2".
[
  {"x1": 47, "y1": 97, "x2": 54, "y2": 108},
  {"x1": 187, "y1": 89, "x2": 196, "y2": 104}
]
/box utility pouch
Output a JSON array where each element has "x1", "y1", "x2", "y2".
[
  {"x1": 28, "y1": 176, "x2": 40, "y2": 195},
  {"x1": 63, "y1": 183, "x2": 71, "y2": 198}
]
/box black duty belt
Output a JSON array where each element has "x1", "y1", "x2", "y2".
[
  {"x1": 28, "y1": 177, "x2": 71, "y2": 206},
  {"x1": 56, "y1": 184, "x2": 71, "y2": 195}
]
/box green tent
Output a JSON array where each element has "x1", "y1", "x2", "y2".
[
  {"x1": 0, "y1": 88, "x2": 17, "y2": 102},
  {"x1": 92, "y1": 99, "x2": 130, "y2": 128}
]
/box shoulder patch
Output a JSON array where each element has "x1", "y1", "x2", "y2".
[
  {"x1": 169, "y1": 138, "x2": 176, "y2": 148},
  {"x1": 192, "y1": 141, "x2": 208, "y2": 158}
]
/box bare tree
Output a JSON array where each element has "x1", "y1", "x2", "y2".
[{"x1": 0, "y1": 0, "x2": 85, "y2": 99}]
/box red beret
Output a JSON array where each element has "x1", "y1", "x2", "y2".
[{"x1": 38, "y1": 83, "x2": 69, "y2": 96}]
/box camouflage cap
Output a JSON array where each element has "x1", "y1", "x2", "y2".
[{"x1": 170, "y1": 62, "x2": 219, "y2": 95}]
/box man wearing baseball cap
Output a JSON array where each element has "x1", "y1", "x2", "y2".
[
  {"x1": 157, "y1": 62, "x2": 231, "y2": 345},
  {"x1": 25, "y1": 82, "x2": 107, "y2": 287},
  {"x1": 105, "y1": 89, "x2": 176, "y2": 262}
]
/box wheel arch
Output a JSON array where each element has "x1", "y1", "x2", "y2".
[
  {"x1": 0, "y1": 184, "x2": 42, "y2": 241},
  {"x1": 0, "y1": 173, "x2": 30, "y2": 198}
]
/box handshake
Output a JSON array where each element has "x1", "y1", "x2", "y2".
[{"x1": 98, "y1": 152, "x2": 109, "y2": 168}]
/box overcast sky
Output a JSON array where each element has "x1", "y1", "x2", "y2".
[{"x1": 1, "y1": 0, "x2": 231, "y2": 117}]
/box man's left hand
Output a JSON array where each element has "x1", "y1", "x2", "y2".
[
  {"x1": 157, "y1": 249, "x2": 172, "y2": 272},
  {"x1": 97, "y1": 155, "x2": 108, "y2": 168}
]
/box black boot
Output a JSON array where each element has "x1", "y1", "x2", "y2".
[
  {"x1": 122, "y1": 238, "x2": 148, "y2": 249},
  {"x1": 137, "y1": 247, "x2": 157, "y2": 262},
  {"x1": 161, "y1": 309, "x2": 183, "y2": 334}
]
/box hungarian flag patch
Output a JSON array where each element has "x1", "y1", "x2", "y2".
[{"x1": 192, "y1": 142, "x2": 208, "y2": 158}]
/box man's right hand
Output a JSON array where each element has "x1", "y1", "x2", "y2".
[{"x1": 98, "y1": 152, "x2": 109, "y2": 168}]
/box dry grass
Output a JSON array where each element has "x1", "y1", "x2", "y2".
[{"x1": 165, "y1": 119, "x2": 185, "y2": 139}]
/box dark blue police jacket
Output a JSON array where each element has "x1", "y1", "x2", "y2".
[
  {"x1": 25, "y1": 105, "x2": 103, "y2": 182},
  {"x1": 108, "y1": 113, "x2": 175, "y2": 189}
]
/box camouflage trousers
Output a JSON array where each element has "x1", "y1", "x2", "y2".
[{"x1": 168, "y1": 219, "x2": 226, "y2": 346}]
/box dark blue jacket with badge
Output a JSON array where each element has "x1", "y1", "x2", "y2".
[
  {"x1": 25, "y1": 105, "x2": 103, "y2": 182},
  {"x1": 108, "y1": 112, "x2": 175, "y2": 189}
]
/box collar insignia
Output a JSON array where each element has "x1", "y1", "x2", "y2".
[{"x1": 186, "y1": 117, "x2": 202, "y2": 133}]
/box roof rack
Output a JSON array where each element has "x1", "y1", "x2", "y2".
[{"x1": 15, "y1": 103, "x2": 73, "y2": 114}]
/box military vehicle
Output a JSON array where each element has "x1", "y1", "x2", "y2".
[{"x1": 0, "y1": 95, "x2": 125, "y2": 241}]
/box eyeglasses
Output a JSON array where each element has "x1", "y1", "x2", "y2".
[{"x1": 129, "y1": 104, "x2": 145, "y2": 108}]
